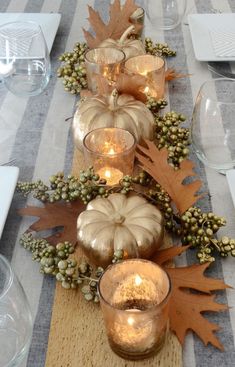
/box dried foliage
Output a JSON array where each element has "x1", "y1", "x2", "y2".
[
  {"x1": 136, "y1": 140, "x2": 204, "y2": 214},
  {"x1": 154, "y1": 246, "x2": 229, "y2": 350},
  {"x1": 83, "y1": 0, "x2": 139, "y2": 48},
  {"x1": 165, "y1": 68, "x2": 191, "y2": 81},
  {"x1": 19, "y1": 201, "x2": 85, "y2": 245}
]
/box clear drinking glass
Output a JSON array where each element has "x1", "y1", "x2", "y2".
[
  {"x1": 98, "y1": 259, "x2": 171, "y2": 360},
  {"x1": 0, "y1": 21, "x2": 50, "y2": 97},
  {"x1": 0, "y1": 255, "x2": 32, "y2": 366},
  {"x1": 191, "y1": 78, "x2": 235, "y2": 172},
  {"x1": 145, "y1": 0, "x2": 187, "y2": 30}
]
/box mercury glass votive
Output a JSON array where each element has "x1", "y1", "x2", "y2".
[
  {"x1": 124, "y1": 55, "x2": 165, "y2": 99},
  {"x1": 83, "y1": 128, "x2": 136, "y2": 186},
  {"x1": 98, "y1": 259, "x2": 171, "y2": 360},
  {"x1": 85, "y1": 47, "x2": 125, "y2": 93}
]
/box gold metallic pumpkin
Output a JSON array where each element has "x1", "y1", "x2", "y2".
[
  {"x1": 72, "y1": 89, "x2": 155, "y2": 151},
  {"x1": 99, "y1": 25, "x2": 145, "y2": 60},
  {"x1": 77, "y1": 193, "x2": 164, "y2": 267}
]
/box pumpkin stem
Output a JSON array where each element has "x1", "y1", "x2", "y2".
[
  {"x1": 109, "y1": 89, "x2": 119, "y2": 110},
  {"x1": 119, "y1": 25, "x2": 135, "y2": 44}
]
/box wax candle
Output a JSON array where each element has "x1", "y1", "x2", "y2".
[
  {"x1": 98, "y1": 260, "x2": 171, "y2": 360},
  {"x1": 124, "y1": 55, "x2": 165, "y2": 99},
  {"x1": 85, "y1": 47, "x2": 125, "y2": 93},
  {"x1": 83, "y1": 128, "x2": 136, "y2": 186}
]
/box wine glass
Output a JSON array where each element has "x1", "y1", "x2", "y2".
[
  {"x1": 191, "y1": 78, "x2": 235, "y2": 173},
  {"x1": 145, "y1": 0, "x2": 187, "y2": 30},
  {"x1": 0, "y1": 21, "x2": 50, "y2": 97},
  {"x1": 0, "y1": 254, "x2": 32, "y2": 366}
]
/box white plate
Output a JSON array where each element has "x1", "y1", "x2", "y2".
[
  {"x1": 0, "y1": 166, "x2": 19, "y2": 239},
  {"x1": 188, "y1": 14, "x2": 235, "y2": 62},
  {"x1": 0, "y1": 13, "x2": 61, "y2": 53},
  {"x1": 227, "y1": 170, "x2": 235, "y2": 210}
]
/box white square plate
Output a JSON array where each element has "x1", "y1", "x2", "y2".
[
  {"x1": 0, "y1": 166, "x2": 19, "y2": 239},
  {"x1": 0, "y1": 13, "x2": 61, "y2": 53},
  {"x1": 227, "y1": 170, "x2": 235, "y2": 210},
  {"x1": 188, "y1": 14, "x2": 235, "y2": 62}
]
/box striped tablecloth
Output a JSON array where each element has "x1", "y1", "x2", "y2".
[{"x1": 1, "y1": 0, "x2": 235, "y2": 366}]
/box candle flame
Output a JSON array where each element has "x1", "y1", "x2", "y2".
[
  {"x1": 144, "y1": 86, "x2": 149, "y2": 94},
  {"x1": 127, "y1": 316, "x2": 135, "y2": 326},
  {"x1": 135, "y1": 275, "x2": 142, "y2": 286},
  {"x1": 108, "y1": 148, "x2": 115, "y2": 155},
  {"x1": 104, "y1": 169, "x2": 111, "y2": 178}
]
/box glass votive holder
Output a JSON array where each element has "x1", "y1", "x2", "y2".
[
  {"x1": 98, "y1": 259, "x2": 171, "y2": 360},
  {"x1": 85, "y1": 47, "x2": 125, "y2": 93},
  {"x1": 124, "y1": 55, "x2": 165, "y2": 99},
  {"x1": 83, "y1": 128, "x2": 136, "y2": 186},
  {"x1": 130, "y1": 7, "x2": 145, "y2": 40}
]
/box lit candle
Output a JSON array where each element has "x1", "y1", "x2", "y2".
[
  {"x1": 83, "y1": 128, "x2": 136, "y2": 186},
  {"x1": 85, "y1": 48, "x2": 125, "y2": 93},
  {"x1": 96, "y1": 166, "x2": 123, "y2": 185},
  {"x1": 98, "y1": 260, "x2": 171, "y2": 360},
  {"x1": 125, "y1": 55, "x2": 165, "y2": 99}
]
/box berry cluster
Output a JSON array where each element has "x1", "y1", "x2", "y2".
[
  {"x1": 154, "y1": 111, "x2": 190, "y2": 168},
  {"x1": 20, "y1": 232, "x2": 104, "y2": 301}
]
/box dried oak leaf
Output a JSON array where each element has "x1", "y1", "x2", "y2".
[
  {"x1": 18, "y1": 201, "x2": 86, "y2": 245},
  {"x1": 93, "y1": 73, "x2": 147, "y2": 102},
  {"x1": 115, "y1": 73, "x2": 147, "y2": 102},
  {"x1": 136, "y1": 140, "x2": 203, "y2": 214},
  {"x1": 83, "y1": 0, "x2": 138, "y2": 48},
  {"x1": 154, "y1": 246, "x2": 230, "y2": 350},
  {"x1": 165, "y1": 68, "x2": 191, "y2": 81}
]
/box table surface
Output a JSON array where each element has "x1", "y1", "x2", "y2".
[{"x1": 1, "y1": 0, "x2": 235, "y2": 366}]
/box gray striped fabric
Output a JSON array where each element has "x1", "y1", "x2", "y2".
[{"x1": 0, "y1": 0, "x2": 235, "y2": 366}]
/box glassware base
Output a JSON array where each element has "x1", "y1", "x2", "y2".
[
  {"x1": 109, "y1": 335, "x2": 166, "y2": 360},
  {"x1": 193, "y1": 147, "x2": 235, "y2": 173}
]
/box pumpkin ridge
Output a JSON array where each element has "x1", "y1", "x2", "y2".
[
  {"x1": 123, "y1": 222, "x2": 154, "y2": 238},
  {"x1": 113, "y1": 109, "x2": 140, "y2": 138},
  {"x1": 113, "y1": 225, "x2": 139, "y2": 256},
  {"x1": 124, "y1": 202, "x2": 153, "y2": 217}
]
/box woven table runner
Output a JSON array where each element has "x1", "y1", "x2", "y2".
[{"x1": 45, "y1": 149, "x2": 182, "y2": 367}]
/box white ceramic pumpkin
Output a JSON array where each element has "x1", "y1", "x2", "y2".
[
  {"x1": 72, "y1": 89, "x2": 155, "y2": 150},
  {"x1": 77, "y1": 193, "x2": 164, "y2": 267},
  {"x1": 99, "y1": 25, "x2": 145, "y2": 59}
]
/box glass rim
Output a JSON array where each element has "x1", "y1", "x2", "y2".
[
  {"x1": 98, "y1": 259, "x2": 172, "y2": 313},
  {"x1": 130, "y1": 6, "x2": 145, "y2": 19},
  {"x1": 0, "y1": 254, "x2": 13, "y2": 301},
  {"x1": 199, "y1": 78, "x2": 235, "y2": 105},
  {"x1": 0, "y1": 20, "x2": 42, "y2": 39},
  {"x1": 84, "y1": 47, "x2": 126, "y2": 65},
  {"x1": 124, "y1": 54, "x2": 165, "y2": 74},
  {"x1": 83, "y1": 127, "x2": 137, "y2": 157}
]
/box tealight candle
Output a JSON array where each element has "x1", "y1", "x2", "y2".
[
  {"x1": 85, "y1": 47, "x2": 125, "y2": 93},
  {"x1": 98, "y1": 259, "x2": 171, "y2": 360},
  {"x1": 124, "y1": 55, "x2": 165, "y2": 99},
  {"x1": 83, "y1": 128, "x2": 136, "y2": 186}
]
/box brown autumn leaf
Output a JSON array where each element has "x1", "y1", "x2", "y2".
[
  {"x1": 115, "y1": 73, "x2": 147, "y2": 102},
  {"x1": 136, "y1": 140, "x2": 204, "y2": 214},
  {"x1": 154, "y1": 246, "x2": 230, "y2": 350},
  {"x1": 83, "y1": 0, "x2": 139, "y2": 48},
  {"x1": 93, "y1": 73, "x2": 147, "y2": 102},
  {"x1": 165, "y1": 68, "x2": 191, "y2": 81},
  {"x1": 18, "y1": 201, "x2": 86, "y2": 245}
]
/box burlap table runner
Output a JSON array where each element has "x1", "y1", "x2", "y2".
[{"x1": 45, "y1": 150, "x2": 182, "y2": 367}]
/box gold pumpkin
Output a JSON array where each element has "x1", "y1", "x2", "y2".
[
  {"x1": 99, "y1": 25, "x2": 145, "y2": 60},
  {"x1": 72, "y1": 89, "x2": 155, "y2": 150},
  {"x1": 77, "y1": 193, "x2": 164, "y2": 267}
]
